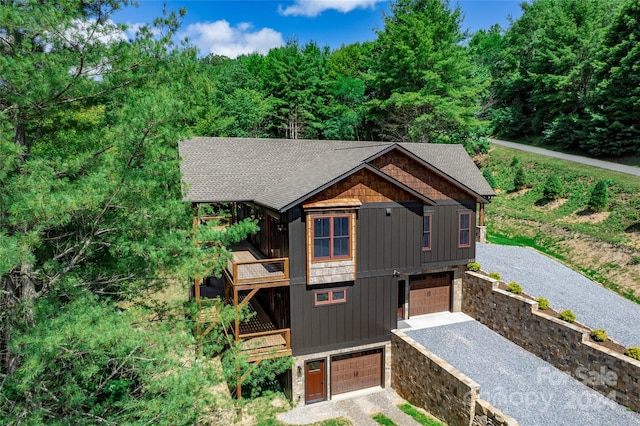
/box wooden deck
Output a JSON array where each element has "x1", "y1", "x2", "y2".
[
  {"x1": 225, "y1": 242, "x2": 289, "y2": 287},
  {"x1": 236, "y1": 295, "x2": 291, "y2": 361}
]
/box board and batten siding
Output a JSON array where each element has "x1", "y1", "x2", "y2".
[
  {"x1": 290, "y1": 275, "x2": 396, "y2": 356},
  {"x1": 357, "y1": 202, "x2": 476, "y2": 274}
]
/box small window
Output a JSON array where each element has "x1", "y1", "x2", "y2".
[
  {"x1": 314, "y1": 288, "x2": 347, "y2": 306},
  {"x1": 308, "y1": 361, "x2": 321, "y2": 372},
  {"x1": 459, "y1": 212, "x2": 471, "y2": 248},
  {"x1": 313, "y1": 215, "x2": 351, "y2": 260},
  {"x1": 422, "y1": 214, "x2": 432, "y2": 250}
]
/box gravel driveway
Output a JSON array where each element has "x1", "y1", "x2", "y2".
[
  {"x1": 476, "y1": 243, "x2": 640, "y2": 348},
  {"x1": 405, "y1": 321, "x2": 640, "y2": 426}
]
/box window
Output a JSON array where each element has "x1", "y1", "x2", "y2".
[
  {"x1": 458, "y1": 212, "x2": 471, "y2": 248},
  {"x1": 314, "y1": 288, "x2": 347, "y2": 306},
  {"x1": 313, "y1": 215, "x2": 350, "y2": 260},
  {"x1": 422, "y1": 214, "x2": 432, "y2": 250}
]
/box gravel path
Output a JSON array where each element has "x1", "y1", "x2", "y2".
[
  {"x1": 476, "y1": 243, "x2": 640, "y2": 348},
  {"x1": 277, "y1": 388, "x2": 422, "y2": 425},
  {"x1": 489, "y1": 138, "x2": 640, "y2": 176},
  {"x1": 406, "y1": 321, "x2": 640, "y2": 426}
]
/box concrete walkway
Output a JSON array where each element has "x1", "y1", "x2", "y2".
[
  {"x1": 476, "y1": 243, "x2": 640, "y2": 348},
  {"x1": 406, "y1": 321, "x2": 640, "y2": 426},
  {"x1": 277, "y1": 387, "x2": 423, "y2": 425},
  {"x1": 489, "y1": 138, "x2": 640, "y2": 176}
]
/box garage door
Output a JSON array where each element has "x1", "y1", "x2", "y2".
[
  {"x1": 331, "y1": 349, "x2": 382, "y2": 395},
  {"x1": 409, "y1": 272, "x2": 451, "y2": 316}
]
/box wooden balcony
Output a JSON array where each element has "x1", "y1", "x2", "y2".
[
  {"x1": 235, "y1": 296, "x2": 291, "y2": 362},
  {"x1": 224, "y1": 242, "x2": 289, "y2": 289}
]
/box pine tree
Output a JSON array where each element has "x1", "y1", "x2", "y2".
[
  {"x1": 588, "y1": 180, "x2": 609, "y2": 211},
  {"x1": 370, "y1": 0, "x2": 487, "y2": 150},
  {"x1": 482, "y1": 168, "x2": 497, "y2": 189},
  {"x1": 582, "y1": 0, "x2": 640, "y2": 156},
  {"x1": 513, "y1": 165, "x2": 526, "y2": 190},
  {"x1": 543, "y1": 175, "x2": 564, "y2": 200}
]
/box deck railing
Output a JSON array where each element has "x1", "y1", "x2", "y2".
[
  {"x1": 228, "y1": 257, "x2": 289, "y2": 286},
  {"x1": 237, "y1": 328, "x2": 292, "y2": 361}
]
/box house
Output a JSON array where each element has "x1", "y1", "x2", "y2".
[{"x1": 179, "y1": 137, "x2": 494, "y2": 404}]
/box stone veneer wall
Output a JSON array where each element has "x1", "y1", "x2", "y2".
[
  {"x1": 391, "y1": 330, "x2": 518, "y2": 426},
  {"x1": 463, "y1": 271, "x2": 640, "y2": 413},
  {"x1": 474, "y1": 399, "x2": 516, "y2": 426}
]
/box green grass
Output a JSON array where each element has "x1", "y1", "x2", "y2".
[
  {"x1": 397, "y1": 403, "x2": 445, "y2": 426},
  {"x1": 372, "y1": 413, "x2": 397, "y2": 426},
  {"x1": 483, "y1": 145, "x2": 640, "y2": 302},
  {"x1": 485, "y1": 145, "x2": 640, "y2": 245}
]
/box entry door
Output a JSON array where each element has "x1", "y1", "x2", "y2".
[{"x1": 305, "y1": 360, "x2": 325, "y2": 403}]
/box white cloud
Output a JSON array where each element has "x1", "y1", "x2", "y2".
[
  {"x1": 180, "y1": 20, "x2": 284, "y2": 58},
  {"x1": 278, "y1": 0, "x2": 385, "y2": 17}
]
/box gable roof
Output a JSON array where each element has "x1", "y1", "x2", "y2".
[{"x1": 179, "y1": 137, "x2": 494, "y2": 211}]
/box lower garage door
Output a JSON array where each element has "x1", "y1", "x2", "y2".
[
  {"x1": 409, "y1": 272, "x2": 452, "y2": 316},
  {"x1": 331, "y1": 349, "x2": 382, "y2": 395}
]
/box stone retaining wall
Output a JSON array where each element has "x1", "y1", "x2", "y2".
[
  {"x1": 474, "y1": 399, "x2": 515, "y2": 426},
  {"x1": 391, "y1": 330, "x2": 518, "y2": 426},
  {"x1": 462, "y1": 271, "x2": 640, "y2": 413}
]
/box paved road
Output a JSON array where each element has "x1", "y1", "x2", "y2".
[
  {"x1": 476, "y1": 243, "x2": 640, "y2": 348},
  {"x1": 406, "y1": 321, "x2": 640, "y2": 426},
  {"x1": 489, "y1": 138, "x2": 640, "y2": 177}
]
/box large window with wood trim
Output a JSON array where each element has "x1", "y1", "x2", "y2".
[
  {"x1": 313, "y1": 215, "x2": 351, "y2": 260},
  {"x1": 458, "y1": 212, "x2": 471, "y2": 248},
  {"x1": 422, "y1": 213, "x2": 432, "y2": 250}
]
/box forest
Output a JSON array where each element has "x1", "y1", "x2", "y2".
[{"x1": 1, "y1": 0, "x2": 638, "y2": 424}]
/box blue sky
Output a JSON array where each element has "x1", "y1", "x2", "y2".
[{"x1": 114, "y1": 1, "x2": 524, "y2": 58}]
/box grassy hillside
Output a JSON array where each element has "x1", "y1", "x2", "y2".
[{"x1": 481, "y1": 145, "x2": 640, "y2": 303}]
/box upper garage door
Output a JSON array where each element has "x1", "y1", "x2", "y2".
[{"x1": 409, "y1": 272, "x2": 452, "y2": 316}]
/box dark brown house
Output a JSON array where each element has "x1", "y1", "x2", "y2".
[{"x1": 179, "y1": 137, "x2": 494, "y2": 404}]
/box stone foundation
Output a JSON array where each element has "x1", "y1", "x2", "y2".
[{"x1": 463, "y1": 271, "x2": 640, "y2": 413}]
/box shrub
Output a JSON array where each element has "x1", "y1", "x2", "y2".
[
  {"x1": 513, "y1": 165, "x2": 526, "y2": 190},
  {"x1": 558, "y1": 309, "x2": 576, "y2": 323},
  {"x1": 510, "y1": 156, "x2": 520, "y2": 167},
  {"x1": 536, "y1": 297, "x2": 550, "y2": 310},
  {"x1": 468, "y1": 262, "x2": 481, "y2": 272},
  {"x1": 588, "y1": 180, "x2": 609, "y2": 212},
  {"x1": 625, "y1": 347, "x2": 640, "y2": 361},
  {"x1": 488, "y1": 271, "x2": 501, "y2": 280},
  {"x1": 542, "y1": 175, "x2": 564, "y2": 200},
  {"x1": 590, "y1": 329, "x2": 608, "y2": 342},
  {"x1": 506, "y1": 281, "x2": 523, "y2": 294},
  {"x1": 482, "y1": 169, "x2": 497, "y2": 189}
]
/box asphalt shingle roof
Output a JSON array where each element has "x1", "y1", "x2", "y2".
[{"x1": 179, "y1": 137, "x2": 494, "y2": 211}]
